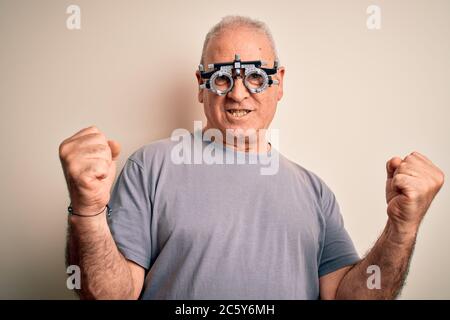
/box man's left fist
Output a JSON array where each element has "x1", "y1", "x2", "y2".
[{"x1": 386, "y1": 151, "x2": 445, "y2": 234}]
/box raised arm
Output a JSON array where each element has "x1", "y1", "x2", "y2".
[
  {"x1": 320, "y1": 152, "x2": 444, "y2": 299},
  {"x1": 60, "y1": 126, "x2": 144, "y2": 299}
]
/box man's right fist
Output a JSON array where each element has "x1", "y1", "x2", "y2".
[{"x1": 59, "y1": 126, "x2": 121, "y2": 216}]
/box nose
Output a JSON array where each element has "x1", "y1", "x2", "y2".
[{"x1": 227, "y1": 77, "x2": 250, "y2": 102}]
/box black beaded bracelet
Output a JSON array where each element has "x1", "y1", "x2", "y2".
[{"x1": 68, "y1": 204, "x2": 111, "y2": 217}]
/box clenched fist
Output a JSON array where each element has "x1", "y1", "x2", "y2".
[
  {"x1": 59, "y1": 126, "x2": 121, "y2": 216},
  {"x1": 386, "y1": 151, "x2": 445, "y2": 234}
]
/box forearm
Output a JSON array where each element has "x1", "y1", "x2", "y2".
[
  {"x1": 336, "y1": 220, "x2": 417, "y2": 299},
  {"x1": 66, "y1": 211, "x2": 135, "y2": 299}
]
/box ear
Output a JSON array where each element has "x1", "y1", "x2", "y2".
[
  {"x1": 276, "y1": 67, "x2": 285, "y2": 101},
  {"x1": 195, "y1": 70, "x2": 204, "y2": 103}
]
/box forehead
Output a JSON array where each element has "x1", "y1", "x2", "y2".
[{"x1": 204, "y1": 27, "x2": 275, "y2": 66}]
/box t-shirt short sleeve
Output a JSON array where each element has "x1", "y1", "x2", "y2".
[
  {"x1": 107, "y1": 158, "x2": 152, "y2": 270},
  {"x1": 318, "y1": 181, "x2": 360, "y2": 277}
]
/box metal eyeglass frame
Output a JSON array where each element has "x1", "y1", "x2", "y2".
[{"x1": 198, "y1": 54, "x2": 279, "y2": 96}]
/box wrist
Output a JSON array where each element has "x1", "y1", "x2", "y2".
[
  {"x1": 67, "y1": 203, "x2": 110, "y2": 226},
  {"x1": 68, "y1": 209, "x2": 108, "y2": 230},
  {"x1": 70, "y1": 201, "x2": 106, "y2": 215},
  {"x1": 385, "y1": 219, "x2": 418, "y2": 245}
]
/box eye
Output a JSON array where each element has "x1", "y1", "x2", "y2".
[
  {"x1": 215, "y1": 75, "x2": 229, "y2": 85},
  {"x1": 212, "y1": 73, "x2": 232, "y2": 92},
  {"x1": 249, "y1": 73, "x2": 262, "y2": 81},
  {"x1": 246, "y1": 72, "x2": 265, "y2": 87}
]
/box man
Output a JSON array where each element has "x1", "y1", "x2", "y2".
[{"x1": 59, "y1": 16, "x2": 444, "y2": 299}]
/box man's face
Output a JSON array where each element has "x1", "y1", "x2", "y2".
[{"x1": 196, "y1": 27, "x2": 285, "y2": 135}]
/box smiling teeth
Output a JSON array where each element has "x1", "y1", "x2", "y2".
[{"x1": 229, "y1": 110, "x2": 250, "y2": 117}]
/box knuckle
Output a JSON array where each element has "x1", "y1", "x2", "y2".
[
  {"x1": 437, "y1": 170, "x2": 445, "y2": 186},
  {"x1": 65, "y1": 162, "x2": 79, "y2": 177},
  {"x1": 93, "y1": 132, "x2": 107, "y2": 142},
  {"x1": 64, "y1": 149, "x2": 78, "y2": 163},
  {"x1": 87, "y1": 125, "x2": 99, "y2": 132},
  {"x1": 58, "y1": 142, "x2": 67, "y2": 158},
  {"x1": 89, "y1": 144, "x2": 109, "y2": 154},
  {"x1": 399, "y1": 162, "x2": 408, "y2": 170}
]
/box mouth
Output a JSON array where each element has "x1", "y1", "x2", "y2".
[{"x1": 226, "y1": 109, "x2": 253, "y2": 118}]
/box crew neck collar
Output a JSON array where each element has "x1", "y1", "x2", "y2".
[{"x1": 191, "y1": 129, "x2": 276, "y2": 156}]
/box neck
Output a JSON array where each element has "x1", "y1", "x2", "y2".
[{"x1": 201, "y1": 126, "x2": 271, "y2": 154}]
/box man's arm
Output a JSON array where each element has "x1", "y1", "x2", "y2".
[
  {"x1": 60, "y1": 126, "x2": 145, "y2": 299},
  {"x1": 320, "y1": 151, "x2": 444, "y2": 299},
  {"x1": 67, "y1": 210, "x2": 145, "y2": 299},
  {"x1": 321, "y1": 221, "x2": 416, "y2": 299}
]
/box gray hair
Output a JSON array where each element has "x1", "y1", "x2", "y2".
[{"x1": 200, "y1": 15, "x2": 279, "y2": 65}]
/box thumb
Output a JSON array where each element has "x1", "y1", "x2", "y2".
[
  {"x1": 386, "y1": 156, "x2": 402, "y2": 179},
  {"x1": 108, "y1": 140, "x2": 121, "y2": 161}
]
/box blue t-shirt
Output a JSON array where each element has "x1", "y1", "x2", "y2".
[{"x1": 107, "y1": 133, "x2": 360, "y2": 299}]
